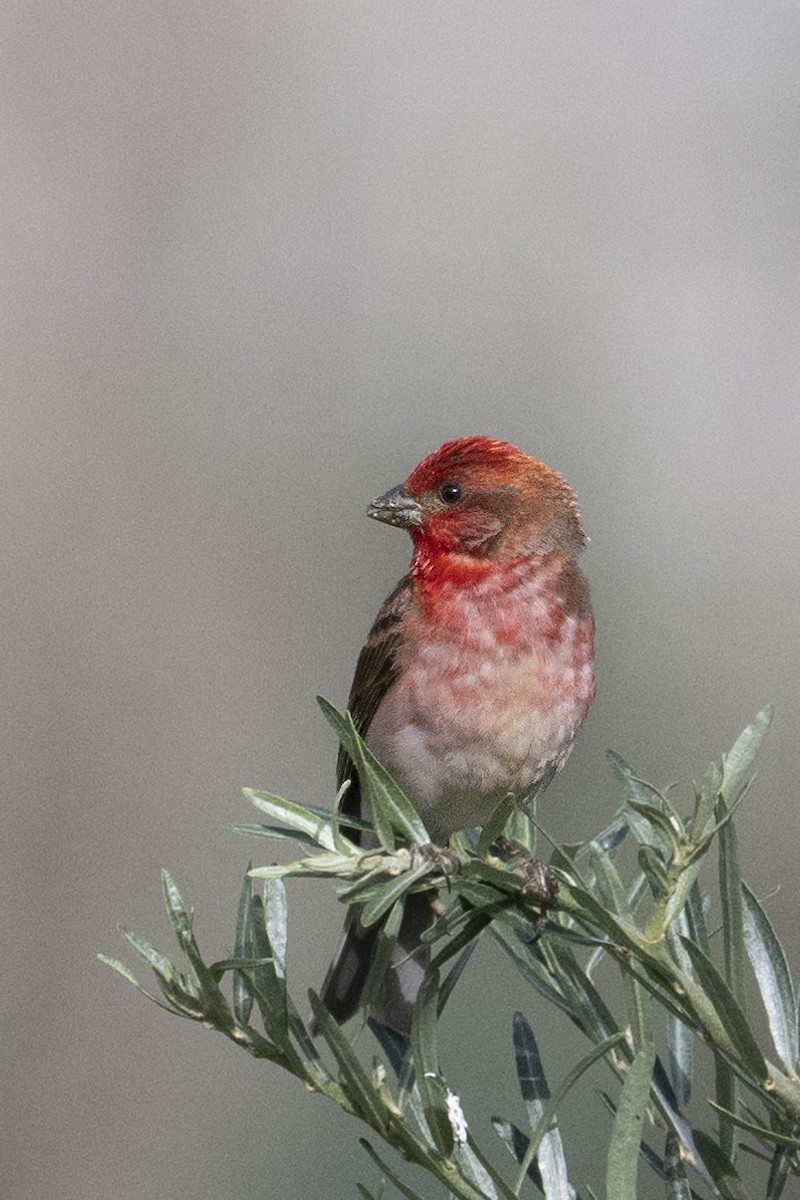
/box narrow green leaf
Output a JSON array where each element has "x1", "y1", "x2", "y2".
[
  {"x1": 309, "y1": 993, "x2": 385, "y2": 1128},
  {"x1": 318, "y1": 697, "x2": 430, "y2": 848},
  {"x1": 232, "y1": 868, "x2": 254, "y2": 1025},
  {"x1": 358, "y1": 1140, "x2": 436, "y2": 1200},
  {"x1": 504, "y1": 806, "x2": 537, "y2": 854},
  {"x1": 330, "y1": 801, "x2": 359, "y2": 856},
  {"x1": 513, "y1": 1012, "x2": 549, "y2": 1108},
  {"x1": 232, "y1": 822, "x2": 323, "y2": 847},
  {"x1": 606, "y1": 751, "x2": 673, "y2": 854},
  {"x1": 692, "y1": 1130, "x2": 751, "y2": 1200},
  {"x1": 512, "y1": 1012, "x2": 572, "y2": 1199},
  {"x1": 466, "y1": 858, "x2": 528, "y2": 895},
  {"x1": 296, "y1": 798, "x2": 374, "y2": 831},
  {"x1": 120, "y1": 929, "x2": 185, "y2": 988},
  {"x1": 684, "y1": 881, "x2": 711, "y2": 958},
  {"x1": 437, "y1": 940, "x2": 480, "y2": 1017},
  {"x1": 452, "y1": 878, "x2": 512, "y2": 912},
  {"x1": 265, "y1": 879, "x2": 288, "y2": 978},
  {"x1": 720, "y1": 707, "x2": 772, "y2": 806},
  {"x1": 606, "y1": 750, "x2": 667, "y2": 808},
  {"x1": 706, "y1": 1100, "x2": 800, "y2": 1151},
  {"x1": 161, "y1": 870, "x2": 192, "y2": 940},
  {"x1": 97, "y1": 954, "x2": 139, "y2": 987},
  {"x1": 118, "y1": 928, "x2": 209, "y2": 1019},
  {"x1": 542, "y1": 938, "x2": 620, "y2": 1044},
  {"x1": 605, "y1": 1040, "x2": 656, "y2": 1200},
  {"x1": 430, "y1": 910, "x2": 491, "y2": 977},
  {"x1": 244, "y1": 788, "x2": 340, "y2": 851},
  {"x1": 207, "y1": 955, "x2": 271, "y2": 976},
  {"x1": 98, "y1": 952, "x2": 190, "y2": 1016},
  {"x1": 717, "y1": 792, "x2": 745, "y2": 1162},
  {"x1": 477, "y1": 794, "x2": 517, "y2": 857},
  {"x1": 685, "y1": 784, "x2": 752, "y2": 868},
  {"x1": 715, "y1": 1052, "x2": 738, "y2": 1165},
  {"x1": 160, "y1": 872, "x2": 233, "y2": 1023},
  {"x1": 576, "y1": 809, "x2": 629, "y2": 859},
  {"x1": 585, "y1": 870, "x2": 649, "y2": 977},
  {"x1": 596, "y1": 1089, "x2": 674, "y2": 1182},
  {"x1": 742, "y1": 883, "x2": 799, "y2": 1072},
  {"x1": 680, "y1": 938, "x2": 767, "y2": 1081},
  {"x1": 492, "y1": 1118, "x2": 545, "y2": 1188},
  {"x1": 522, "y1": 1032, "x2": 629, "y2": 1174},
  {"x1": 627, "y1": 799, "x2": 683, "y2": 857},
  {"x1": 248, "y1": 893, "x2": 288, "y2": 1044},
  {"x1": 582, "y1": 841, "x2": 633, "y2": 919},
  {"x1": 411, "y1": 967, "x2": 454, "y2": 1157},
  {"x1": 661, "y1": 842, "x2": 715, "y2": 934},
  {"x1": 489, "y1": 926, "x2": 573, "y2": 1022},
  {"x1": 335, "y1": 851, "x2": 412, "y2": 902},
  {"x1": 717, "y1": 797, "x2": 747, "y2": 1007},
  {"x1": 664, "y1": 916, "x2": 694, "y2": 1108},
  {"x1": 637, "y1": 846, "x2": 669, "y2": 894},
  {"x1": 249, "y1": 848, "x2": 364, "y2": 880},
  {"x1": 359, "y1": 893, "x2": 405, "y2": 1019},
  {"x1": 692, "y1": 751, "x2": 721, "y2": 833},
  {"x1": 360, "y1": 861, "x2": 433, "y2": 927},
  {"x1": 454, "y1": 1139, "x2": 506, "y2": 1200},
  {"x1": 554, "y1": 876, "x2": 643, "y2": 951}
]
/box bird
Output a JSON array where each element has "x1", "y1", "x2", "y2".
[{"x1": 319, "y1": 435, "x2": 595, "y2": 1034}]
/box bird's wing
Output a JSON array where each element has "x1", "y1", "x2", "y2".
[
  {"x1": 336, "y1": 575, "x2": 413, "y2": 828},
  {"x1": 319, "y1": 574, "x2": 416, "y2": 1029}
]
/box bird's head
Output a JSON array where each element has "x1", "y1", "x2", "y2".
[{"x1": 367, "y1": 436, "x2": 587, "y2": 562}]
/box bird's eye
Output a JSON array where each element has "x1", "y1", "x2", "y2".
[{"x1": 439, "y1": 482, "x2": 462, "y2": 504}]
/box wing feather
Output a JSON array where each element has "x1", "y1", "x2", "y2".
[{"x1": 336, "y1": 575, "x2": 413, "y2": 827}]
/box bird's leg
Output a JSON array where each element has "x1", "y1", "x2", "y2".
[
  {"x1": 408, "y1": 843, "x2": 460, "y2": 910},
  {"x1": 410, "y1": 842, "x2": 460, "y2": 873},
  {"x1": 493, "y1": 834, "x2": 559, "y2": 912}
]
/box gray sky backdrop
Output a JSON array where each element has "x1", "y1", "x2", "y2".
[{"x1": 4, "y1": 3, "x2": 799, "y2": 1198}]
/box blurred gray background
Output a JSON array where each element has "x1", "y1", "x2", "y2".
[{"x1": 4, "y1": 3, "x2": 799, "y2": 1198}]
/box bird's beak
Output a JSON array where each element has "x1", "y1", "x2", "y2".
[{"x1": 367, "y1": 484, "x2": 424, "y2": 529}]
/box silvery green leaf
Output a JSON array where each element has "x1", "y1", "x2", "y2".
[
  {"x1": 692, "y1": 1131, "x2": 750, "y2": 1200},
  {"x1": 513, "y1": 1012, "x2": 574, "y2": 1199},
  {"x1": 680, "y1": 938, "x2": 767, "y2": 1080},
  {"x1": 411, "y1": 968, "x2": 454, "y2": 1158},
  {"x1": 232, "y1": 869, "x2": 254, "y2": 1025},
  {"x1": 309, "y1": 993, "x2": 385, "y2": 1129},
  {"x1": 318, "y1": 697, "x2": 429, "y2": 847},
  {"x1": 244, "y1": 788, "x2": 342, "y2": 851},
  {"x1": 720, "y1": 707, "x2": 772, "y2": 805},
  {"x1": 605, "y1": 1041, "x2": 656, "y2": 1200},
  {"x1": 742, "y1": 882, "x2": 798, "y2": 1072}
]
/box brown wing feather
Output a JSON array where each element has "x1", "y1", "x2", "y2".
[
  {"x1": 319, "y1": 575, "x2": 416, "y2": 1028},
  {"x1": 337, "y1": 575, "x2": 413, "y2": 829}
]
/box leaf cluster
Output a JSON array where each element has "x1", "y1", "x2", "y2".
[{"x1": 101, "y1": 704, "x2": 800, "y2": 1199}]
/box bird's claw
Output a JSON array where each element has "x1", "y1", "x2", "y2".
[
  {"x1": 520, "y1": 858, "x2": 559, "y2": 907},
  {"x1": 493, "y1": 835, "x2": 559, "y2": 911},
  {"x1": 411, "y1": 842, "x2": 460, "y2": 873}
]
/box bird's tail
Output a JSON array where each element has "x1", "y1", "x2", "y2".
[{"x1": 318, "y1": 891, "x2": 435, "y2": 1035}]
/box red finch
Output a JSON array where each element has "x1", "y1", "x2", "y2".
[{"x1": 320, "y1": 436, "x2": 595, "y2": 1033}]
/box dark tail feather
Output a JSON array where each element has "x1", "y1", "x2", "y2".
[
  {"x1": 318, "y1": 906, "x2": 381, "y2": 1026},
  {"x1": 318, "y1": 892, "x2": 435, "y2": 1035}
]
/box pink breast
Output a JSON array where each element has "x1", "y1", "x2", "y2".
[{"x1": 365, "y1": 559, "x2": 594, "y2": 840}]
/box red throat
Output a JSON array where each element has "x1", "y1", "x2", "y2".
[{"x1": 409, "y1": 533, "x2": 514, "y2": 592}]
